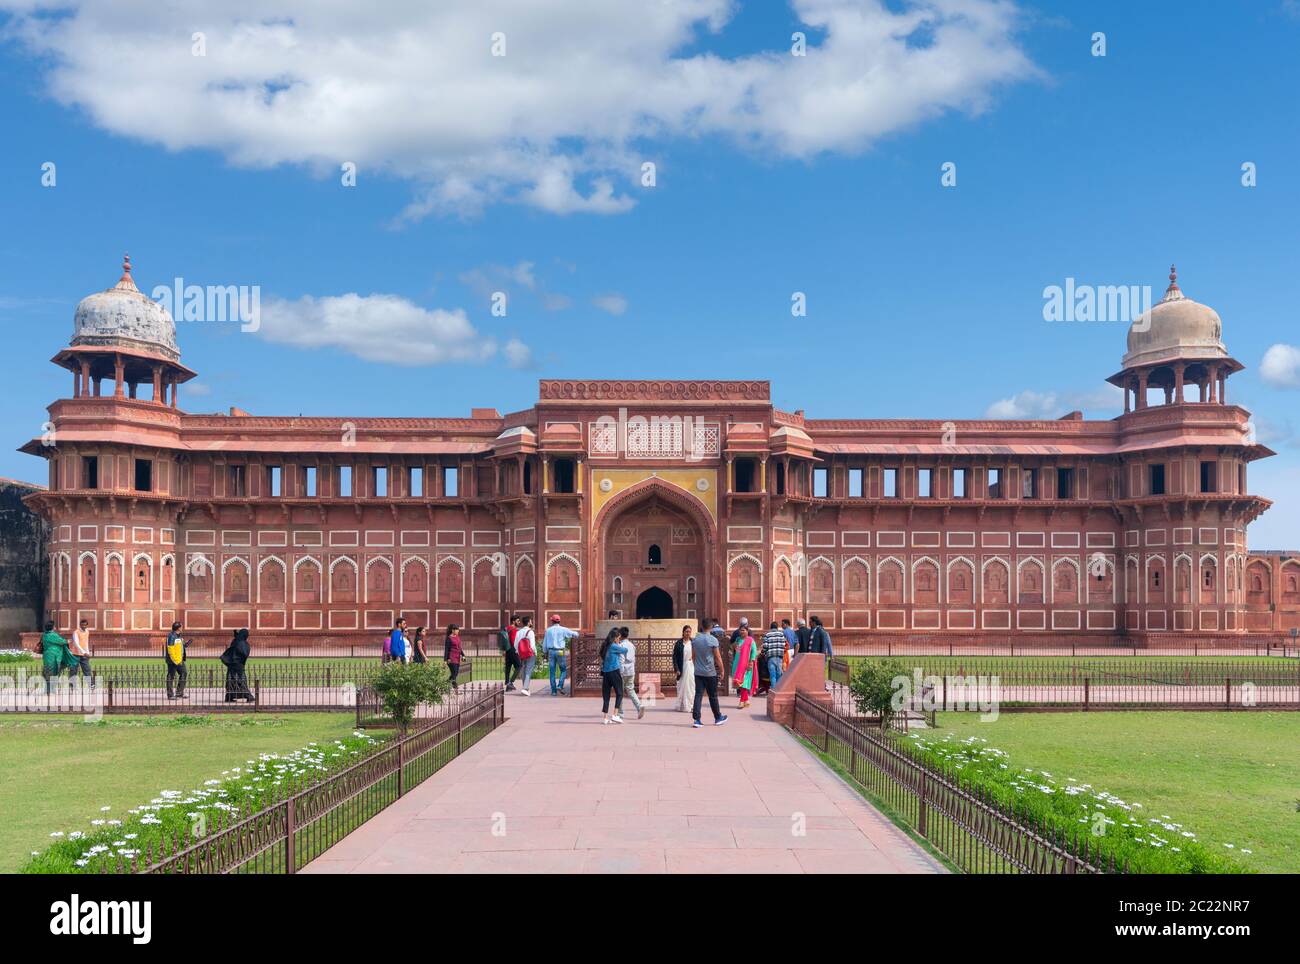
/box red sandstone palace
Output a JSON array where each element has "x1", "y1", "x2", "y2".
[{"x1": 20, "y1": 259, "x2": 1300, "y2": 647}]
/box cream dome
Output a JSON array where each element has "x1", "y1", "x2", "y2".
[
  {"x1": 1123, "y1": 267, "x2": 1225, "y2": 370},
  {"x1": 71, "y1": 255, "x2": 179, "y2": 362}
]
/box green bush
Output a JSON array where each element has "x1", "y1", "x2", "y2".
[
  {"x1": 368, "y1": 662, "x2": 451, "y2": 734},
  {"x1": 849, "y1": 658, "x2": 909, "y2": 729}
]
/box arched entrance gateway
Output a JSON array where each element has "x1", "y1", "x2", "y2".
[{"x1": 592, "y1": 478, "x2": 714, "y2": 629}]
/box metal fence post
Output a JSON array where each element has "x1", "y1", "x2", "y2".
[
  {"x1": 1083, "y1": 677, "x2": 1089, "y2": 711},
  {"x1": 397, "y1": 737, "x2": 406, "y2": 797},
  {"x1": 285, "y1": 797, "x2": 296, "y2": 874},
  {"x1": 918, "y1": 770, "x2": 928, "y2": 838},
  {"x1": 1225, "y1": 677, "x2": 1231, "y2": 710}
]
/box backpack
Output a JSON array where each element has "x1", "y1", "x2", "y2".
[
  {"x1": 517, "y1": 629, "x2": 534, "y2": 660},
  {"x1": 382, "y1": 634, "x2": 392, "y2": 656},
  {"x1": 497, "y1": 628, "x2": 511, "y2": 653}
]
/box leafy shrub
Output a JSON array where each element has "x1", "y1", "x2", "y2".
[
  {"x1": 849, "y1": 658, "x2": 908, "y2": 729},
  {"x1": 368, "y1": 662, "x2": 451, "y2": 734}
]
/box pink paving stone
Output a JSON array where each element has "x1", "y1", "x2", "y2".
[{"x1": 303, "y1": 691, "x2": 945, "y2": 874}]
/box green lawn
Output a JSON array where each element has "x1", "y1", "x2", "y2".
[
  {"x1": 0, "y1": 713, "x2": 360, "y2": 873},
  {"x1": 918, "y1": 711, "x2": 1300, "y2": 873}
]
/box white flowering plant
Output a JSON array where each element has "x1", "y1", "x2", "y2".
[
  {"x1": 24, "y1": 729, "x2": 381, "y2": 874},
  {"x1": 904, "y1": 732, "x2": 1249, "y2": 874}
]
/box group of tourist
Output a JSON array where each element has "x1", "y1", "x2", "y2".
[
  {"x1": 499, "y1": 613, "x2": 578, "y2": 695},
  {"x1": 596, "y1": 614, "x2": 834, "y2": 727},
  {"x1": 162, "y1": 619, "x2": 254, "y2": 702},
  {"x1": 383, "y1": 617, "x2": 465, "y2": 687},
  {"x1": 33, "y1": 618, "x2": 254, "y2": 702}
]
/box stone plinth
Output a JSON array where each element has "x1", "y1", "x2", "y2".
[
  {"x1": 594, "y1": 618, "x2": 689, "y2": 641},
  {"x1": 767, "y1": 652, "x2": 833, "y2": 727}
]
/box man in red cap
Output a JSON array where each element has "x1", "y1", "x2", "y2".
[{"x1": 543, "y1": 614, "x2": 579, "y2": 695}]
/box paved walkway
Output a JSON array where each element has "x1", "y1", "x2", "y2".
[{"x1": 304, "y1": 689, "x2": 944, "y2": 874}]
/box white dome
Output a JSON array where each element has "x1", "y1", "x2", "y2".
[
  {"x1": 1123, "y1": 268, "x2": 1225, "y2": 370},
  {"x1": 72, "y1": 256, "x2": 179, "y2": 361}
]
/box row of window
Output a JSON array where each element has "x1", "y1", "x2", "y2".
[
  {"x1": 807, "y1": 462, "x2": 1237, "y2": 500},
  {"x1": 78, "y1": 457, "x2": 586, "y2": 498}
]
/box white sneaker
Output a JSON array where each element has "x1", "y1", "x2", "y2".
[
  {"x1": 603, "y1": 718, "x2": 612, "y2": 725},
  {"x1": 520, "y1": 688, "x2": 530, "y2": 696},
  {"x1": 611, "y1": 715, "x2": 624, "y2": 724}
]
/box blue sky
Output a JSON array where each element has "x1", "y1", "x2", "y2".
[{"x1": 2, "y1": 0, "x2": 1299, "y2": 545}]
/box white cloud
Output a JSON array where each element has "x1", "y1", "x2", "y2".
[
  {"x1": 503, "y1": 338, "x2": 535, "y2": 370},
  {"x1": 985, "y1": 386, "x2": 1120, "y2": 420},
  {"x1": 591, "y1": 293, "x2": 628, "y2": 316},
  {"x1": 184, "y1": 381, "x2": 213, "y2": 396},
  {"x1": 1260, "y1": 343, "x2": 1300, "y2": 389},
  {"x1": 258, "y1": 293, "x2": 507, "y2": 366},
  {"x1": 0, "y1": 0, "x2": 1037, "y2": 219}
]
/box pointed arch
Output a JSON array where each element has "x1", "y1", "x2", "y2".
[
  {"x1": 1051, "y1": 557, "x2": 1080, "y2": 605},
  {"x1": 400, "y1": 555, "x2": 429, "y2": 604},
  {"x1": 436, "y1": 555, "x2": 466, "y2": 604},
  {"x1": 222, "y1": 556, "x2": 251, "y2": 604},
  {"x1": 1016, "y1": 556, "x2": 1045, "y2": 604},
  {"x1": 293, "y1": 555, "x2": 323, "y2": 604},
  {"x1": 877, "y1": 555, "x2": 905, "y2": 605},
  {"x1": 982, "y1": 556, "x2": 1010, "y2": 605},
  {"x1": 329, "y1": 556, "x2": 358, "y2": 604},
  {"x1": 185, "y1": 553, "x2": 214, "y2": 604},
  {"x1": 258, "y1": 554, "x2": 287, "y2": 604},
  {"x1": 365, "y1": 555, "x2": 394, "y2": 603},
  {"x1": 911, "y1": 555, "x2": 940, "y2": 605},
  {"x1": 546, "y1": 551, "x2": 581, "y2": 604},
  {"x1": 131, "y1": 552, "x2": 153, "y2": 604},
  {"x1": 77, "y1": 550, "x2": 97, "y2": 604},
  {"x1": 842, "y1": 555, "x2": 870, "y2": 605},
  {"x1": 946, "y1": 555, "x2": 975, "y2": 606},
  {"x1": 472, "y1": 555, "x2": 503, "y2": 605}
]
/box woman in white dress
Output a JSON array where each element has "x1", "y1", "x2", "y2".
[{"x1": 674, "y1": 624, "x2": 696, "y2": 712}]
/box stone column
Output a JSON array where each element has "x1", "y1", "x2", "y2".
[
  {"x1": 170, "y1": 380, "x2": 178, "y2": 408},
  {"x1": 542, "y1": 456, "x2": 550, "y2": 494},
  {"x1": 1174, "y1": 362, "x2": 1185, "y2": 404},
  {"x1": 1136, "y1": 370, "x2": 1148, "y2": 409},
  {"x1": 113, "y1": 355, "x2": 125, "y2": 398},
  {"x1": 152, "y1": 366, "x2": 163, "y2": 402},
  {"x1": 575, "y1": 458, "x2": 583, "y2": 494}
]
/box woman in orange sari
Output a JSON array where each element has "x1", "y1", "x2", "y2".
[{"x1": 731, "y1": 626, "x2": 759, "y2": 709}]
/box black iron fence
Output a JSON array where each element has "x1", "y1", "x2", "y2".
[
  {"x1": 835, "y1": 656, "x2": 1300, "y2": 711},
  {"x1": 790, "y1": 692, "x2": 1117, "y2": 873},
  {"x1": 2, "y1": 659, "x2": 475, "y2": 714},
  {"x1": 108, "y1": 686, "x2": 507, "y2": 874}
]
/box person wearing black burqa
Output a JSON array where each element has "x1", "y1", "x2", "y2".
[{"x1": 221, "y1": 628, "x2": 254, "y2": 703}]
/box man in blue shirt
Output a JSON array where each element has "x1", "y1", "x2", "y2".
[
  {"x1": 781, "y1": 618, "x2": 798, "y2": 658},
  {"x1": 389, "y1": 618, "x2": 408, "y2": 663},
  {"x1": 544, "y1": 615, "x2": 579, "y2": 695}
]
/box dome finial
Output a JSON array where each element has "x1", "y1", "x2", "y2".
[
  {"x1": 1161, "y1": 262, "x2": 1182, "y2": 303},
  {"x1": 114, "y1": 252, "x2": 139, "y2": 292}
]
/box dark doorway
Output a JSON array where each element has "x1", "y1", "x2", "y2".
[{"x1": 635, "y1": 586, "x2": 673, "y2": 619}]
